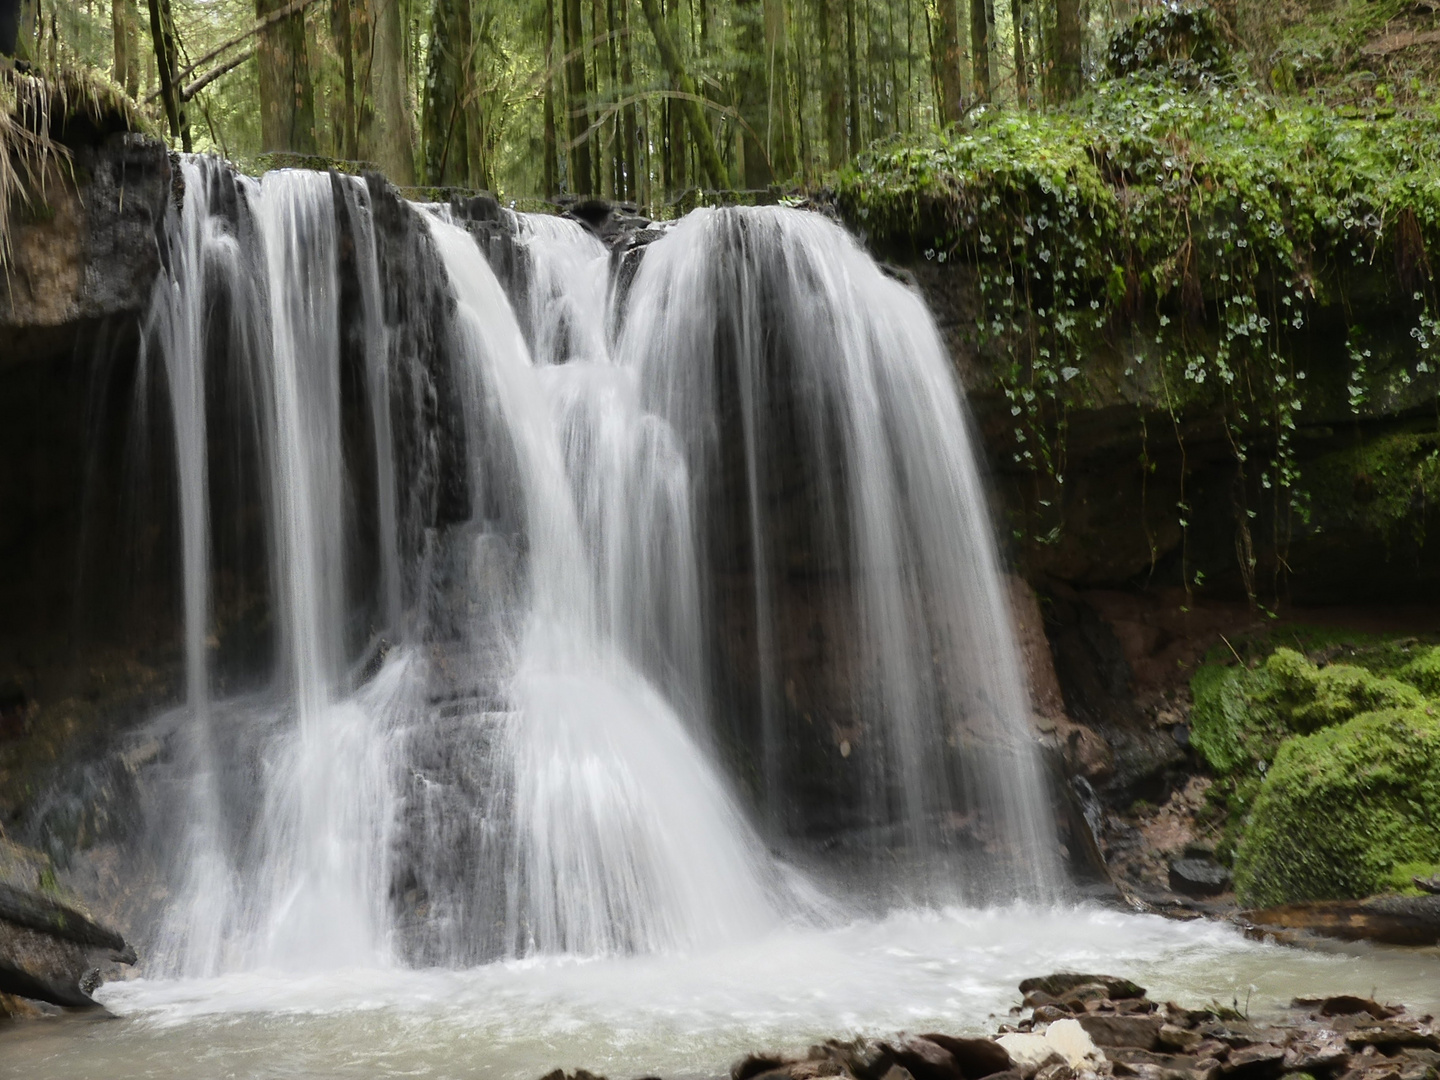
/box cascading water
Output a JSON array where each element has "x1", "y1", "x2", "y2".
[
  {"x1": 132, "y1": 163, "x2": 1062, "y2": 979},
  {"x1": 617, "y1": 208, "x2": 1061, "y2": 900}
]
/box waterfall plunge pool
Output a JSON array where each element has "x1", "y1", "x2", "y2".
[{"x1": 5, "y1": 905, "x2": 1438, "y2": 1080}]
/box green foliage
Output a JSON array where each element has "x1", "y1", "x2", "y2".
[
  {"x1": 1306, "y1": 432, "x2": 1440, "y2": 544},
  {"x1": 1233, "y1": 705, "x2": 1440, "y2": 906},
  {"x1": 1190, "y1": 646, "x2": 1424, "y2": 778},
  {"x1": 833, "y1": 65, "x2": 1440, "y2": 583},
  {"x1": 1190, "y1": 630, "x2": 1440, "y2": 902},
  {"x1": 1106, "y1": 4, "x2": 1235, "y2": 85}
]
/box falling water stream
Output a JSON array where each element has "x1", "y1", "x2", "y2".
[{"x1": 5, "y1": 161, "x2": 1437, "y2": 1078}]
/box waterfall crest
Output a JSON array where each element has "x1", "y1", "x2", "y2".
[{"x1": 133, "y1": 166, "x2": 1060, "y2": 976}]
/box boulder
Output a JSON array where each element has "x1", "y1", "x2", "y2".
[
  {"x1": 1317, "y1": 998, "x2": 1407, "y2": 1021},
  {"x1": 1245, "y1": 894, "x2": 1440, "y2": 947},
  {"x1": 1217, "y1": 1044, "x2": 1285, "y2": 1078},
  {"x1": 1018, "y1": 974, "x2": 1147, "y2": 1001},
  {"x1": 1157, "y1": 1026, "x2": 1204, "y2": 1054},
  {"x1": 997, "y1": 1019, "x2": 1105, "y2": 1071},
  {"x1": 877, "y1": 1036, "x2": 965, "y2": 1080},
  {"x1": 918, "y1": 1034, "x2": 1013, "y2": 1080},
  {"x1": 0, "y1": 843, "x2": 134, "y2": 1006},
  {"x1": 1076, "y1": 1015, "x2": 1165, "y2": 1051},
  {"x1": 1168, "y1": 858, "x2": 1231, "y2": 899}
]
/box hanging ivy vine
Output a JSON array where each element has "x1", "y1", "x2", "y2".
[{"x1": 832, "y1": 6, "x2": 1440, "y2": 607}]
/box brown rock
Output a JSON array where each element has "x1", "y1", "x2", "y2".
[
  {"x1": 1194, "y1": 1041, "x2": 1231, "y2": 1061},
  {"x1": 1076, "y1": 1014, "x2": 1165, "y2": 1050},
  {"x1": 1026, "y1": 991, "x2": 1065, "y2": 1009},
  {"x1": 1060, "y1": 985, "x2": 1114, "y2": 1009},
  {"x1": 1035, "y1": 1007, "x2": 1072, "y2": 1024},
  {"x1": 1219, "y1": 1044, "x2": 1285, "y2": 1078},
  {"x1": 919, "y1": 1034, "x2": 1013, "y2": 1080},
  {"x1": 1119, "y1": 1001, "x2": 1160, "y2": 1016},
  {"x1": 879, "y1": 1036, "x2": 964, "y2": 1080},
  {"x1": 1347, "y1": 1025, "x2": 1440, "y2": 1052},
  {"x1": 1284, "y1": 1036, "x2": 1350, "y2": 1073},
  {"x1": 882, "y1": 1067, "x2": 918, "y2": 1080},
  {"x1": 1020, "y1": 975, "x2": 1148, "y2": 1001},
  {"x1": 1158, "y1": 1026, "x2": 1204, "y2": 1053},
  {"x1": 1321, "y1": 998, "x2": 1408, "y2": 1021},
  {"x1": 735, "y1": 1056, "x2": 795, "y2": 1080}
]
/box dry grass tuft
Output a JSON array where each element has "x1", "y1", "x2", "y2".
[{"x1": 1, "y1": 63, "x2": 148, "y2": 275}]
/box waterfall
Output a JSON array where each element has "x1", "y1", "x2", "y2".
[
  {"x1": 134, "y1": 165, "x2": 1060, "y2": 978},
  {"x1": 617, "y1": 208, "x2": 1061, "y2": 900}
]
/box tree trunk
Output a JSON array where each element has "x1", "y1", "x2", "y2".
[
  {"x1": 329, "y1": 0, "x2": 356, "y2": 157},
  {"x1": 736, "y1": 0, "x2": 772, "y2": 189},
  {"x1": 256, "y1": 0, "x2": 317, "y2": 153},
  {"x1": 637, "y1": 0, "x2": 729, "y2": 190},
  {"x1": 368, "y1": 0, "x2": 415, "y2": 183},
  {"x1": 563, "y1": 0, "x2": 593, "y2": 194},
  {"x1": 816, "y1": 0, "x2": 844, "y2": 167},
  {"x1": 146, "y1": 0, "x2": 191, "y2": 150},
  {"x1": 618, "y1": 0, "x2": 639, "y2": 202},
  {"x1": 763, "y1": 0, "x2": 795, "y2": 181},
  {"x1": 844, "y1": 0, "x2": 859, "y2": 156},
  {"x1": 112, "y1": 0, "x2": 141, "y2": 96},
  {"x1": 351, "y1": 0, "x2": 375, "y2": 158},
  {"x1": 605, "y1": 0, "x2": 622, "y2": 197},
  {"x1": 969, "y1": 0, "x2": 989, "y2": 102},
  {"x1": 1010, "y1": 0, "x2": 1027, "y2": 106},
  {"x1": 934, "y1": 0, "x2": 964, "y2": 124},
  {"x1": 422, "y1": 0, "x2": 470, "y2": 185},
  {"x1": 544, "y1": 0, "x2": 559, "y2": 195},
  {"x1": 1053, "y1": 0, "x2": 1081, "y2": 101}
]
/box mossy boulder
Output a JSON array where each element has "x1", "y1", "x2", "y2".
[
  {"x1": 1190, "y1": 647, "x2": 1423, "y2": 776},
  {"x1": 1233, "y1": 706, "x2": 1440, "y2": 907}
]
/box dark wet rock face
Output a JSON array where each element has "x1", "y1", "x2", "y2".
[
  {"x1": 1169, "y1": 859, "x2": 1231, "y2": 899},
  {"x1": 0, "y1": 841, "x2": 133, "y2": 1006}
]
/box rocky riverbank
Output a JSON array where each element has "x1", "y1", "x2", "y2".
[{"x1": 537, "y1": 975, "x2": 1440, "y2": 1080}]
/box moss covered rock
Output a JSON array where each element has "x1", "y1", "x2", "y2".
[
  {"x1": 1234, "y1": 706, "x2": 1440, "y2": 907},
  {"x1": 1190, "y1": 647, "x2": 1423, "y2": 776}
]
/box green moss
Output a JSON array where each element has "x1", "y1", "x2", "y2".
[
  {"x1": 1233, "y1": 706, "x2": 1440, "y2": 906},
  {"x1": 1190, "y1": 646, "x2": 1422, "y2": 777},
  {"x1": 1306, "y1": 432, "x2": 1440, "y2": 542},
  {"x1": 831, "y1": 42, "x2": 1440, "y2": 560},
  {"x1": 1385, "y1": 859, "x2": 1440, "y2": 894}
]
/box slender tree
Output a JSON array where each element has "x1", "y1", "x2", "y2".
[
  {"x1": 562, "y1": 0, "x2": 593, "y2": 194},
  {"x1": 844, "y1": 0, "x2": 859, "y2": 155},
  {"x1": 544, "y1": 0, "x2": 559, "y2": 195},
  {"x1": 1053, "y1": 0, "x2": 1081, "y2": 100},
  {"x1": 112, "y1": 0, "x2": 141, "y2": 96},
  {"x1": 816, "y1": 0, "x2": 845, "y2": 166},
  {"x1": 637, "y1": 0, "x2": 729, "y2": 189},
  {"x1": 934, "y1": 0, "x2": 964, "y2": 124},
  {"x1": 618, "y1": 0, "x2": 640, "y2": 201},
  {"x1": 763, "y1": 0, "x2": 796, "y2": 181},
  {"x1": 736, "y1": 0, "x2": 772, "y2": 188},
  {"x1": 369, "y1": 0, "x2": 416, "y2": 182},
  {"x1": 969, "y1": 0, "x2": 989, "y2": 102},
  {"x1": 329, "y1": 0, "x2": 357, "y2": 157},
  {"x1": 256, "y1": 0, "x2": 317, "y2": 153},
  {"x1": 146, "y1": 0, "x2": 191, "y2": 149},
  {"x1": 422, "y1": 0, "x2": 471, "y2": 184},
  {"x1": 1010, "y1": 0, "x2": 1027, "y2": 106}
]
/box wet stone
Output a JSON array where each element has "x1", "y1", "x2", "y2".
[
  {"x1": 1158, "y1": 1026, "x2": 1204, "y2": 1054},
  {"x1": 1076, "y1": 1015, "x2": 1165, "y2": 1051},
  {"x1": 1218, "y1": 1044, "x2": 1285, "y2": 1078},
  {"x1": 1020, "y1": 975, "x2": 1148, "y2": 1002}
]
